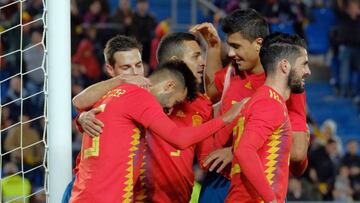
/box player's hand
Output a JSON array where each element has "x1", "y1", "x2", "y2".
[
  {"x1": 203, "y1": 147, "x2": 233, "y2": 173},
  {"x1": 268, "y1": 200, "x2": 277, "y2": 203},
  {"x1": 118, "y1": 75, "x2": 151, "y2": 90},
  {"x1": 78, "y1": 108, "x2": 104, "y2": 137},
  {"x1": 190, "y1": 22, "x2": 221, "y2": 48},
  {"x1": 220, "y1": 97, "x2": 249, "y2": 124}
]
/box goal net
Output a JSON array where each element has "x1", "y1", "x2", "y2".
[{"x1": 1, "y1": 0, "x2": 72, "y2": 202}]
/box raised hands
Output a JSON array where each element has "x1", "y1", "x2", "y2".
[{"x1": 190, "y1": 22, "x2": 221, "y2": 48}]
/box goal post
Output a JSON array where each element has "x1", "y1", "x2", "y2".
[{"x1": 47, "y1": 0, "x2": 72, "y2": 202}]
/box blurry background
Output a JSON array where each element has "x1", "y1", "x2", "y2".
[{"x1": 1, "y1": 0, "x2": 360, "y2": 202}]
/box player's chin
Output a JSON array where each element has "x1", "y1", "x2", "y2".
[{"x1": 290, "y1": 84, "x2": 305, "y2": 94}]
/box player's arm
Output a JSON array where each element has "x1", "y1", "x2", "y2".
[
  {"x1": 149, "y1": 101, "x2": 243, "y2": 149},
  {"x1": 291, "y1": 131, "x2": 309, "y2": 161},
  {"x1": 73, "y1": 75, "x2": 150, "y2": 137},
  {"x1": 287, "y1": 93, "x2": 309, "y2": 175},
  {"x1": 190, "y1": 22, "x2": 222, "y2": 102},
  {"x1": 235, "y1": 100, "x2": 284, "y2": 202},
  {"x1": 235, "y1": 131, "x2": 276, "y2": 202},
  {"x1": 72, "y1": 74, "x2": 150, "y2": 110},
  {"x1": 201, "y1": 97, "x2": 250, "y2": 172}
]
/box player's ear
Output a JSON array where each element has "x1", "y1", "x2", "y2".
[
  {"x1": 170, "y1": 55, "x2": 179, "y2": 61},
  {"x1": 279, "y1": 59, "x2": 290, "y2": 74},
  {"x1": 105, "y1": 64, "x2": 115, "y2": 77},
  {"x1": 164, "y1": 79, "x2": 176, "y2": 92},
  {"x1": 253, "y1": 37, "x2": 263, "y2": 52}
]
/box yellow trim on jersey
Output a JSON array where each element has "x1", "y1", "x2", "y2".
[
  {"x1": 83, "y1": 137, "x2": 100, "y2": 159},
  {"x1": 170, "y1": 150, "x2": 181, "y2": 157}
]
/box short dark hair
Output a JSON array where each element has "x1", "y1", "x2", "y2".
[
  {"x1": 221, "y1": 9, "x2": 269, "y2": 42},
  {"x1": 156, "y1": 32, "x2": 198, "y2": 63},
  {"x1": 152, "y1": 60, "x2": 198, "y2": 101},
  {"x1": 104, "y1": 35, "x2": 142, "y2": 66},
  {"x1": 259, "y1": 32, "x2": 306, "y2": 75}
]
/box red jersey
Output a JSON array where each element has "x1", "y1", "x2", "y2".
[
  {"x1": 226, "y1": 86, "x2": 292, "y2": 203},
  {"x1": 135, "y1": 94, "x2": 213, "y2": 203},
  {"x1": 213, "y1": 67, "x2": 306, "y2": 149},
  {"x1": 70, "y1": 84, "x2": 225, "y2": 203}
]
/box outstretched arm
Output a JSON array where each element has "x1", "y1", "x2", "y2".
[
  {"x1": 73, "y1": 75, "x2": 150, "y2": 110},
  {"x1": 148, "y1": 101, "x2": 243, "y2": 149}
]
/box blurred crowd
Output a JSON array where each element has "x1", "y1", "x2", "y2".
[
  {"x1": 285, "y1": 117, "x2": 360, "y2": 201},
  {"x1": 1, "y1": 0, "x2": 359, "y2": 202}
]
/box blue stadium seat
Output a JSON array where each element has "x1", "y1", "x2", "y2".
[
  {"x1": 307, "y1": 82, "x2": 360, "y2": 139},
  {"x1": 312, "y1": 8, "x2": 336, "y2": 27},
  {"x1": 270, "y1": 23, "x2": 295, "y2": 34},
  {"x1": 305, "y1": 23, "x2": 330, "y2": 54}
]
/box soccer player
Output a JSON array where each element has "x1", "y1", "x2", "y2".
[
  {"x1": 134, "y1": 32, "x2": 218, "y2": 203},
  {"x1": 225, "y1": 32, "x2": 311, "y2": 203},
  {"x1": 191, "y1": 9, "x2": 309, "y2": 202},
  {"x1": 62, "y1": 35, "x2": 149, "y2": 203},
  {"x1": 72, "y1": 35, "x2": 150, "y2": 136},
  {"x1": 69, "y1": 60, "x2": 242, "y2": 203}
]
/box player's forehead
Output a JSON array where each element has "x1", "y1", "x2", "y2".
[
  {"x1": 294, "y1": 48, "x2": 308, "y2": 64},
  {"x1": 113, "y1": 49, "x2": 142, "y2": 65},
  {"x1": 182, "y1": 40, "x2": 201, "y2": 56},
  {"x1": 226, "y1": 32, "x2": 250, "y2": 45}
]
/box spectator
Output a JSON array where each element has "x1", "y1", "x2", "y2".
[
  {"x1": 313, "y1": 119, "x2": 343, "y2": 154},
  {"x1": 342, "y1": 139, "x2": 360, "y2": 167},
  {"x1": 2, "y1": 77, "x2": 31, "y2": 122},
  {"x1": 333, "y1": 165, "x2": 354, "y2": 201},
  {"x1": 309, "y1": 139, "x2": 340, "y2": 199},
  {"x1": 336, "y1": 0, "x2": 360, "y2": 98},
  {"x1": 1, "y1": 106, "x2": 13, "y2": 129},
  {"x1": 83, "y1": 0, "x2": 108, "y2": 24},
  {"x1": 111, "y1": 0, "x2": 134, "y2": 35},
  {"x1": 1, "y1": 161, "x2": 32, "y2": 203},
  {"x1": 342, "y1": 140, "x2": 360, "y2": 200},
  {"x1": 72, "y1": 39, "x2": 101, "y2": 82},
  {"x1": 4, "y1": 114, "x2": 44, "y2": 167},
  {"x1": 287, "y1": 177, "x2": 310, "y2": 200},
  {"x1": 259, "y1": 0, "x2": 297, "y2": 24},
  {"x1": 149, "y1": 19, "x2": 170, "y2": 70},
  {"x1": 130, "y1": 0, "x2": 157, "y2": 65},
  {"x1": 23, "y1": 27, "x2": 45, "y2": 95}
]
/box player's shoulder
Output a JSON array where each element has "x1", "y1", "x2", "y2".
[
  {"x1": 120, "y1": 83, "x2": 150, "y2": 95},
  {"x1": 249, "y1": 86, "x2": 285, "y2": 109},
  {"x1": 102, "y1": 84, "x2": 152, "y2": 102},
  {"x1": 185, "y1": 93, "x2": 212, "y2": 117}
]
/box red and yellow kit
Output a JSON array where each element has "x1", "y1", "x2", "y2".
[
  {"x1": 70, "y1": 84, "x2": 225, "y2": 203},
  {"x1": 214, "y1": 67, "x2": 265, "y2": 149},
  {"x1": 212, "y1": 67, "x2": 307, "y2": 177},
  {"x1": 225, "y1": 86, "x2": 292, "y2": 203},
  {"x1": 134, "y1": 94, "x2": 213, "y2": 203}
]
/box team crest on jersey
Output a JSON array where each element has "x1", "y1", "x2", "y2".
[
  {"x1": 176, "y1": 110, "x2": 186, "y2": 117},
  {"x1": 244, "y1": 81, "x2": 252, "y2": 89},
  {"x1": 192, "y1": 115, "x2": 203, "y2": 126}
]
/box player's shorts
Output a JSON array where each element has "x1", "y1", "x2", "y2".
[
  {"x1": 199, "y1": 171, "x2": 230, "y2": 203},
  {"x1": 61, "y1": 177, "x2": 75, "y2": 203}
]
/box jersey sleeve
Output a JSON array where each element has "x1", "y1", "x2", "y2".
[
  {"x1": 74, "y1": 110, "x2": 85, "y2": 133},
  {"x1": 286, "y1": 92, "x2": 307, "y2": 132},
  {"x1": 128, "y1": 88, "x2": 226, "y2": 149},
  {"x1": 234, "y1": 99, "x2": 285, "y2": 202},
  {"x1": 193, "y1": 97, "x2": 215, "y2": 169},
  {"x1": 214, "y1": 67, "x2": 227, "y2": 93}
]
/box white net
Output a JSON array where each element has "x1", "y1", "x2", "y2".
[{"x1": 0, "y1": 0, "x2": 48, "y2": 202}]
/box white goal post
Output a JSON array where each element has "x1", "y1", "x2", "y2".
[{"x1": 47, "y1": 0, "x2": 72, "y2": 202}]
